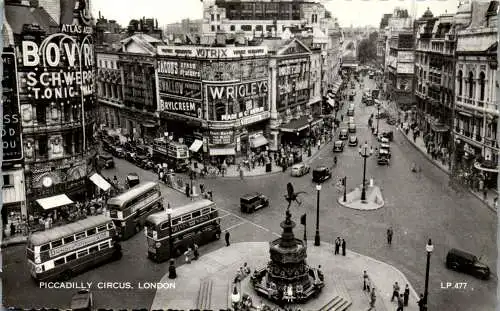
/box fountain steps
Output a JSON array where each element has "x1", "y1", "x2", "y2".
[
  {"x1": 196, "y1": 278, "x2": 213, "y2": 309},
  {"x1": 318, "y1": 279, "x2": 353, "y2": 311}
]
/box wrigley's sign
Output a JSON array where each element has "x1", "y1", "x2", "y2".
[{"x1": 157, "y1": 46, "x2": 268, "y2": 59}]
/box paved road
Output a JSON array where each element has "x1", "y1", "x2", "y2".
[{"x1": 3, "y1": 76, "x2": 496, "y2": 311}]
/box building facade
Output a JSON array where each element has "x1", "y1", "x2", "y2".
[
  {"x1": 453, "y1": 0, "x2": 498, "y2": 189},
  {"x1": 3, "y1": 0, "x2": 98, "y2": 216},
  {"x1": 414, "y1": 10, "x2": 456, "y2": 164}
]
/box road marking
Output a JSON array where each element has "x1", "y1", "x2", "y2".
[
  {"x1": 218, "y1": 208, "x2": 272, "y2": 233},
  {"x1": 225, "y1": 221, "x2": 246, "y2": 231},
  {"x1": 219, "y1": 213, "x2": 232, "y2": 219}
]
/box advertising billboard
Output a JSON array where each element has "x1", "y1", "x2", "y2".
[
  {"x1": 157, "y1": 46, "x2": 268, "y2": 59},
  {"x1": 201, "y1": 59, "x2": 268, "y2": 81},
  {"x1": 157, "y1": 58, "x2": 201, "y2": 79},
  {"x1": 159, "y1": 96, "x2": 203, "y2": 119},
  {"x1": 158, "y1": 78, "x2": 202, "y2": 100},
  {"x1": 2, "y1": 51, "x2": 23, "y2": 162},
  {"x1": 207, "y1": 80, "x2": 268, "y2": 101}
]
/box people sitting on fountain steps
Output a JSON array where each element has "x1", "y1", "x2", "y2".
[
  {"x1": 284, "y1": 284, "x2": 294, "y2": 302},
  {"x1": 231, "y1": 286, "x2": 241, "y2": 309}
]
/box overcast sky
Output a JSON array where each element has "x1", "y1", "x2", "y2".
[{"x1": 91, "y1": 0, "x2": 461, "y2": 28}]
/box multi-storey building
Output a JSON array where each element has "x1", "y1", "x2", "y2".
[
  {"x1": 97, "y1": 33, "x2": 162, "y2": 143},
  {"x1": 3, "y1": 0, "x2": 98, "y2": 217},
  {"x1": 383, "y1": 8, "x2": 415, "y2": 109},
  {"x1": 202, "y1": 0, "x2": 329, "y2": 40},
  {"x1": 377, "y1": 14, "x2": 392, "y2": 68},
  {"x1": 414, "y1": 9, "x2": 456, "y2": 164},
  {"x1": 453, "y1": 0, "x2": 498, "y2": 189}
]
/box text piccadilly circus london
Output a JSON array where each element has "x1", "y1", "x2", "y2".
[
  {"x1": 39, "y1": 281, "x2": 176, "y2": 290},
  {"x1": 21, "y1": 36, "x2": 94, "y2": 100}
]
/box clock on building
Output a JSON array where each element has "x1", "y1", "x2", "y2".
[{"x1": 42, "y1": 176, "x2": 53, "y2": 188}]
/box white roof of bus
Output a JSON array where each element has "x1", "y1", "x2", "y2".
[
  {"x1": 29, "y1": 215, "x2": 112, "y2": 246},
  {"x1": 146, "y1": 199, "x2": 215, "y2": 224},
  {"x1": 107, "y1": 181, "x2": 159, "y2": 207}
]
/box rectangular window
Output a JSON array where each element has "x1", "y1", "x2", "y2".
[
  {"x1": 77, "y1": 249, "x2": 88, "y2": 258},
  {"x1": 97, "y1": 225, "x2": 107, "y2": 232},
  {"x1": 255, "y1": 25, "x2": 263, "y2": 31},
  {"x1": 241, "y1": 25, "x2": 252, "y2": 31},
  {"x1": 40, "y1": 244, "x2": 50, "y2": 252},
  {"x1": 216, "y1": 14, "x2": 220, "y2": 21},
  {"x1": 107, "y1": 223, "x2": 114, "y2": 230},
  {"x1": 66, "y1": 253, "x2": 77, "y2": 262},
  {"x1": 2, "y1": 175, "x2": 13, "y2": 187},
  {"x1": 87, "y1": 228, "x2": 97, "y2": 236},
  {"x1": 202, "y1": 208, "x2": 211, "y2": 215},
  {"x1": 192, "y1": 211, "x2": 201, "y2": 218},
  {"x1": 230, "y1": 25, "x2": 236, "y2": 31},
  {"x1": 211, "y1": 14, "x2": 214, "y2": 21},
  {"x1": 54, "y1": 258, "x2": 65, "y2": 266},
  {"x1": 51, "y1": 240, "x2": 62, "y2": 248},
  {"x1": 181, "y1": 215, "x2": 191, "y2": 222},
  {"x1": 63, "y1": 236, "x2": 75, "y2": 244},
  {"x1": 217, "y1": 25, "x2": 221, "y2": 31},
  {"x1": 89, "y1": 246, "x2": 99, "y2": 253},
  {"x1": 75, "y1": 232, "x2": 86, "y2": 240},
  {"x1": 211, "y1": 25, "x2": 215, "y2": 32},
  {"x1": 172, "y1": 218, "x2": 180, "y2": 225},
  {"x1": 100, "y1": 242, "x2": 110, "y2": 250}
]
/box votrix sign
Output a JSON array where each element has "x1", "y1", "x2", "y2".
[{"x1": 2, "y1": 51, "x2": 23, "y2": 162}]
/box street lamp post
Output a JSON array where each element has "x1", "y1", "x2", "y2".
[
  {"x1": 358, "y1": 142, "x2": 374, "y2": 202},
  {"x1": 166, "y1": 204, "x2": 174, "y2": 259},
  {"x1": 423, "y1": 239, "x2": 434, "y2": 309},
  {"x1": 314, "y1": 184, "x2": 321, "y2": 246},
  {"x1": 376, "y1": 103, "x2": 380, "y2": 135},
  {"x1": 343, "y1": 176, "x2": 347, "y2": 202}
]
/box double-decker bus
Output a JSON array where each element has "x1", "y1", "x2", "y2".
[
  {"x1": 26, "y1": 215, "x2": 121, "y2": 282},
  {"x1": 145, "y1": 199, "x2": 221, "y2": 262},
  {"x1": 107, "y1": 181, "x2": 163, "y2": 240},
  {"x1": 152, "y1": 138, "x2": 189, "y2": 172}
]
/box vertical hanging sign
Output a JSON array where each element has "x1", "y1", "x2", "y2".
[{"x1": 1, "y1": 51, "x2": 23, "y2": 162}]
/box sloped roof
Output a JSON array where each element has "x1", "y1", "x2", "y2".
[
  {"x1": 120, "y1": 33, "x2": 163, "y2": 54},
  {"x1": 468, "y1": 1, "x2": 491, "y2": 28},
  {"x1": 5, "y1": 4, "x2": 58, "y2": 35},
  {"x1": 262, "y1": 38, "x2": 292, "y2": 52}
]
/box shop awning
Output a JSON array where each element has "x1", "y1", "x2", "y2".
[
  {"x1": 89, "y1": 173, "x2": 112, "y2": 191},
  {"x1": 327, "y1": 98, "x2": 335, "y2": 108},
  {"x1": 250, "y1": 135, "x2": 269, "y2": 148},
  {"x1": 474, "y1": 161, "x2": 499, "y2": 173},
  {"x1": 189, "y1": 139, "x2": 203, "y2": 152},
  {"x1": 36, "y1": 194, "x2": 74, "y2": 210},
  {"x1": 142, "y1": 123, "x2": 156, "y2": 128},
  {"x1": 280, "y1": 116, "x2": 322, "y2": 133},
  {"x1": 431, "y1": 124, "x2": 450, "y2": 133},
  {"x1": 458, "y1": 111, "x2": 473, "y2": 117},
  {"x1": 209, "y1": 147, "x2": 236, "y2": 156}
]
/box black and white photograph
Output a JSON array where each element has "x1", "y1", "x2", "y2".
[{"x1": 1, "y1": 0, "x2": 498, "y2": 310}]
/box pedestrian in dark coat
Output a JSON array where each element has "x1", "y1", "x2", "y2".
[
  {"x1": 334, "y1": 237, "x2": 341, "y2": 255},
  {"x1": 193, "y1": 243, "x2": 199, "y2": 260},
  {"x1": 341, "y1": 238, "x2": 346, "y2": 256},
  {"x1": 185, "y1": 184, "x2": 190, "y2": 198},
  {"x1": 225, "y1": 230, "x2": 230, "y2": 246},
  {"x1": 417, "y1": 293, "x2": 425, "y2": 311},
  {"x1": 168, "y1": 259, "x2": 177, "y2": 279},
  {"x1": 387, "y1": 227, "x2": 393, "y2": 245},
  {"x1": 404, "y1": 284, "x2": 410, "y2": 306},
  {"x1": 10, "y1": 222, "x2": 15, "y2": 236}
]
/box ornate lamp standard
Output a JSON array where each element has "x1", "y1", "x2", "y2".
[
  {"x1": 376, "y1": 102, "x2": 381, "y2": 135},
  {"x1": 314, "y1": 184, "x2": 321, "y2": 246},
  {"x1": 358, "y1": 142, "x2": 374, "y2": 202},
  {"x1": 423, "y1": 239, "x2": 434, "y2": 309},
  {"x1": 166, "y1": 204, "x2": 174, "y2": 259}
]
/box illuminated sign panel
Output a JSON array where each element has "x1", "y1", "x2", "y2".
[
  {"x1": 157, "y1": 46, "x2": 268, "y2": 59},
  {"x1": 2, "y1": 51, "x2": 23, "y2": 161}
]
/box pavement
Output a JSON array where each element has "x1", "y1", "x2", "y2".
[
  {"x1": 1, "y1": 234, "x2": 27, "y2": 248},
  {"x1": 337, "y1": 185, "x2": 384, "y2": 211},
  {"x1": 398, "y1": 125, "x2": 498, "y2": 212},
  {"x1": 150, "y1": 241, "x2": 420, "y2": 311}
]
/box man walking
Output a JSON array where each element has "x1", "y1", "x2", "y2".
[
  {"x1": 367, "y1": 287, "x2": 376, "y2": 310},
  {"x1": 387, "y1": 227, "x2": 393, "y2": 245},
  {"x1": 341, "y1": 238, "x2": 346, "y2": 256},
  {"x1": 225, "y1": 230, "x2": 230, "y2": 246},
  {"x1": 396, "y1": 293, "x2": 404, "y2": 311},
  {"x1": 391, "y1": 282, "x2": 400, "y2": 302}
]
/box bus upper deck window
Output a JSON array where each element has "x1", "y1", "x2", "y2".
[
  {"x1": 63, "y1": 236, "x2": 75, "y2": 244},
  {"x1": 192, "y1": 211, "x2": 201, "y2": 218},
  {"x1": 75, "y1": 232, "x2": 86, "y2": 240},
  {"x1": 87, "y1": 228, "x2": 97, "y2": 236},
  {"x1": 40, "y1": 244, "x2": 50, "y2": 252}
]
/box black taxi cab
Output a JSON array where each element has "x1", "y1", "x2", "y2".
[{"x1": 240, "y1": 193, "x2": 269, "y2": 213}]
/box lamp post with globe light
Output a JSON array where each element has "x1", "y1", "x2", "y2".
[
  {"x1": 423, "y1": 239, "x2": 434, "y2": 309},
  {"x1": 314, "y1": 184, "x2": 321, "y2": 246},
  {"x1": 358, "y1": 142, "x2": 374, "y2": 202}
]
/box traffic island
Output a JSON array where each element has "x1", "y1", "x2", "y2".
[
  {"x1": 337, "y1": 185, "x2": 384, "y2": 211},
  {"x1": 150, "y1": 241, "x2": 420, "y2": 311}
]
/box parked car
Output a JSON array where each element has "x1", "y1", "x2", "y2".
[
  {"x1": 99, "y1": 154, "x2": 114, "y2": 169},
  {"x1": 135, "y1": 154, "x2": 151, "y2": 168},
  {"x1": 379, "y1": 143, "x2": 391, "y2": 158},
  {"x1": 446, "y1": 248, "x2": 490, "y2": 280},
  {"x1": 348, "y1": 135, "x2": 358, "y2": 147},
  {"x1": 347, "y1": 108, "x2": 355, "y2": 116},
  {"x1": 125, "y1": 151, "x2": 137, "y2": 163},
  {"x1": 126, "y1": 173, "x2": 140, "y2": 188},
  {"x1": 70, "y1": 289, "x2": 93, "y2": 311},
  {"x1": 291, "y1": 163, "x2": 310, "y2": 177},
  {"x1": 312, "y1": 166, "x2": 332, "y2": 183},
  {"x1": 333, "y1": 140, "x2": 345, "y2": 152},
  {"x1": 339, "y1": 129, "x2": 348, "y2": 140},
  {"x1": 348, "y1": 116, "x2": 355, "y2": 124},
  {"x1": 378, "y1": 136, "x2": 390, "y2": 144},
  {"x1": 240, "y1": 193, "x2": 269, "y2": 213},
  {"x1": 377, "y1": 151, "x2": 390, "y2": 166},
  {"x1": 378, "y1": 131, "x2": 394, "y2": 142},
  {"x1": 348, "y1": 123, "x2": 356, "y2": 133},
  {"x1": 110, "y1": 146, "x2": 125, "y2": 158},
  {"x1": 135, "y1": 145, "x2": 150, "y2": 156}
]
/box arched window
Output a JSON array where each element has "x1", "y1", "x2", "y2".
[
  {"x1": 457, "y1": 70, "x2": 463, "y2": 96},
  {"x1": 479, "y1": 72, "x2": 486, "y2": 101},
  {"x1": 468, "y1": 72, "x2": 474, "y2": 98}
]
